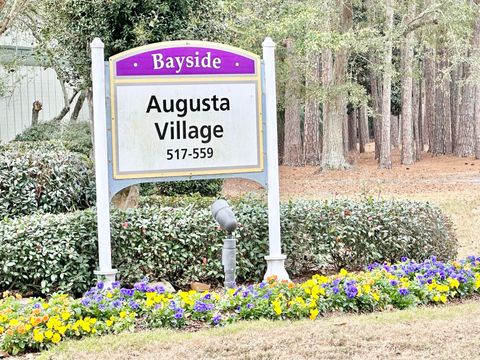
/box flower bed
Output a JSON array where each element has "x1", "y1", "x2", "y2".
[{"x1": 1, "y1": 256, "x2": 480, "y2": 355}]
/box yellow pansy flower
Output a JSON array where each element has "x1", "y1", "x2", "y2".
[
  {"x1": 475, "y1": 278, "x2": 480, "y2": 290},
  {"x1": 51, "y1": 333, "x2": 61, "y2": 344},
  {"x1": 362, "y1": 284, "x2": 371, "y2": 294},
  {"x1": 272, "y1": 300, "x2": 282, "y2": 315},
  {"x1": 309, "y1": 308, "x2": 319, "y2": 320},
  {"x1": 312, "y1": 286, "x2": 325, "y2": 297},
  {"x1": 33, "y1": 330, "x2": 44, "y2": 343},
  {"x1": 372, "y1": 292, "x2": 380, "y2": 301},
  {"x1": 339, "y1": 269, "x2": 348, "y2": 277},
  {"x1": 0, "y1": 326, "x2": 4, "y2": 334},
  {"x1": 8, "y1": 319, "x2": 19, "y2": 327},
  {"x1": 436, "y1": 284, "x2": 449, "y2": 293},
  {"x1": 44, "y1": 330, "x2": 53, "y2": 339},
  {"x1": 106, "y1": 320, "x2": 113, "y2": 327},
  {"x1": 448, "y1": 278, "x2": 460, "y2": 289},
  {"x1": 61, "y1": 312, "x2": 71, "y2": 321},
  {"x1": 119, "y1": 311, "x2": 127, "y2": 319},
  {"x1": 294, "y1": 297, "x2": 306, "y2": 307}
]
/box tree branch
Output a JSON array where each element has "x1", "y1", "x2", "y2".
[
  {"x1": 402, "y1": 5, "x2": 440, "y2": 36},
  {"x1": 0, "y1": 0, "x2": 28, "y2": 37},
  {"x1": 51, "y1": 87, "x2": 78, "y2": 122},
  {"x1": 403, "y1": 18, "x2": 439, "y2": 36}
]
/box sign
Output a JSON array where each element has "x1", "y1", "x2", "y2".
[
  {"x1": 109, "y1": 42, "x2": 263, "y2": 179},
  {"x1": 90, "y1": 38, "x2": 288, "y2": 286}
]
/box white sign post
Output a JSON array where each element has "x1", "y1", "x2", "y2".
[
  {"x1": 91, "y1": 38, "x2": 117, "y2": 285},
  {"x1": 90, "y1": 37, "x2": 289, "y2": 285},
  {"x1": 262, "y1": 37, "x2": 289, "y2": 281}
]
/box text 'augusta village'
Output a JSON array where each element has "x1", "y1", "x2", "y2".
[{"x1": 146, "y1": 95, "x2": 231, "y2": 144}]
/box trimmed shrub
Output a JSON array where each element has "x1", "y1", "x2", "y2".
[
  {"x1": 0, "y1": 211, "x2": 97, "y2": 296},
  {"x1": 0, "y1": 143, "x2": 95, "y2": 218},
  {"x1": 13, "y1": 122, "x2": 60, "y2": 142},
  {"x1": 140, "y1": 179, "x2": 223, "y2": 197},
  {"x1": 14, "y1": 121, "x2": 92, "y2": 156},
  {"x1": 0, "y1": 197, "x2": 457, "y2": 296}
]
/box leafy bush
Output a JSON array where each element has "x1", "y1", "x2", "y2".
[
  {"x1": 140, "y1": 179, "x2": 223, "y2": 197},
  {"x1": 0, "y1": 197, "x2": 457, "y2": 296},
  {"x1": 14, "y1": 121, "x2": 92, "y2": 156},
  {"x1": 14, "y1": 122, "x2": 60, "y2": 142},
  {"x1": 0, "y1": 143, "x2": 95, "y2": 218}
]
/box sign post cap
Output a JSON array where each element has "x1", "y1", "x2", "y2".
[
  {"x1": 262, "y1": 37, "x2": 275, "y2": 48},
  {"x1": 91, "y1": 38, "x2": 105, "y2": 49}
]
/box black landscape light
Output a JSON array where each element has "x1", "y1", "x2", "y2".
[{"x1": 211, "y1": 199, "x2": 238, "y2": 289}]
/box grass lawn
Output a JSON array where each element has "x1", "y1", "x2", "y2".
[{"x1": 40, "y1": 300, "x2": 480, "y2": 360}]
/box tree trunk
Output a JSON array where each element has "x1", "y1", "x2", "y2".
[
  {"x1": 321, "y1": 46, "x2": 348, "y2": 169},
  {"x1": 450, "y1": 65, "x2": 461, "y2": 152},
  {"x1": 31, "y1": 100, "x2": 42, "y2": 126},
  {"x1": 456, "y1": 62, "x2": 475, "y2": 157},
  {"x1": 401, "y1": 2, "x2": 416, "y2": 165},
  {"x1": 418, "y1": 78, "x2": 424, "y2": 152},
  {"x1": 473, "y1": 3, "x2": 480, "y2": 159},
  {"x1": 70, "y1": 90, "x2": 87, "y2": 122},
  {"x1": 321, "y1": 1, "x2": 351, "y2": 170},
  {"x1": 303, "y1": 54, "x2": 321, "y2": 165},
  {"x1": 348, "y1": 110, "x2": 357, "y2": 151},
  {"x1": 424, "y1": 50, "x2": 436, "y2": 152},
  {"x1": 379, "y1": 0, "x2": 393, "y2": 169},
  {"x1": 432, "y1": 48, "x2": 452, "y2": 155},
  {"x1": 412, "y1": 77, "x2": 422, "y2": 160},
  {"x1": 112, "y1": 185, "x2": 140, "y2": 210},
  {"x1": 87, "y1": 89, "x2": 95, "y2": 159},
  {"x1": 52, "y1": 84, "x2": 78, "y2": 123},
  {"x1": 369, "y1": 55, "x2": 382, "y2": 160},
  {"x1": 342, "y1": 112, "x2": 349, "y2": 157},
  {"x1": 391, "y1": 115, "x2": 399, "y2": 148},
  {"x1": 359, "y1": 105, "x2": 367, "y2": 153},
  {"x1": 442, "y1": 54, "x2": 452, "y2": 154},
  {"x1": 282, "y1": 38, "x2": 303, "y2": 166}
]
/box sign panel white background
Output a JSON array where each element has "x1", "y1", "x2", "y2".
[{"x1": 114, "y1": 82, "x2": 260, "y2": 175}]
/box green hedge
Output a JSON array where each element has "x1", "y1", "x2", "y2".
[
  {"x1": 0, "y1": 142, "x2": 95, "y2": 218},
  {"x1": 0, "y1": 197, "x2": 457, "y2": 296},
  {"x1": 140, "y1": 179, "x2": 223, "y2": 197},
  {"x1": 14, "y1": 121, "x2": 92, "y2": 156}
]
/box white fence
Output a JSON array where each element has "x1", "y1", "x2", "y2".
[{"x1": 0, "y1": 29, "x2": 88, "y2": 143}]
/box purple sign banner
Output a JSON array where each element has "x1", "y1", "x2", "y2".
[{"x1": 111, "y1": 42, "x2": 259, "y2": 77}]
